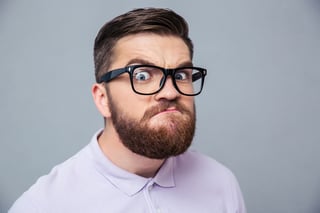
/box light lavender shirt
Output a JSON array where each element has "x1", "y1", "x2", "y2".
[{"x1": 9, "y1": 130, "x2": 246, "y2": 213}]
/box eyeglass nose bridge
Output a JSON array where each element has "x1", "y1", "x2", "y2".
[{"x1": 159, "y1": 68, "x2": 176, "y2": 88}]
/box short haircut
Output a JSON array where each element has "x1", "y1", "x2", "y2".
[{"x1": 93, "y1": 8, "x2": 194, "y2": 82}]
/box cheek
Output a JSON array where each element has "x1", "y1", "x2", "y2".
[
  {"x1": 114, "y1": 90, "x2": 152, "y2": 119},
  {"x1": 182, "y1": 97, "x2": 195, "y2": 112},
  {"x1": 133, "y1": 95, "x2": 154, "y2": 118}
]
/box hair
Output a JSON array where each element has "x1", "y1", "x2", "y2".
[{"x1": 93, "y1": 8, "x2": 194, "y2": 82}]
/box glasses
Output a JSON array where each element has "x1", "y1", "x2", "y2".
[{"x1": 97, "y1": 65, "x2": 207, "y2": 96}]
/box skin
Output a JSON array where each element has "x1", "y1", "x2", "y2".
[{"x1": 92, "y1": 33, "x2": 195, "y2": 178}]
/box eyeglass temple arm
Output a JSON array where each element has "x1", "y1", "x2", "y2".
[
  {"x1": 98, "y1": 68, "x2": 127, "y2": 83},
  {"x1": 192, "y1": 72, "x2": 203, "y2": 82}
]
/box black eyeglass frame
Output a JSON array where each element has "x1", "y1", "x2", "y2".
[{"x1": 97, "y1": 64, "x2": 207, "y2": 96}]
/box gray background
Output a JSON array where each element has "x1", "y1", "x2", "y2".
[{"x1": 1, "y1": 0, "x2": 319, "y2": 212}]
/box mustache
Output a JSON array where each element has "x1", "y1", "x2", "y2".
[{"x1": 141, "y1": 101, "x2": 191, "y2": 122}]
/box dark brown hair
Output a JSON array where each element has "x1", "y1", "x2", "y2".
[{"x1": 93, "y1": 8, "x2": 194, "y2": 82}]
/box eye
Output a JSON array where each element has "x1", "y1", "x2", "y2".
[
  {"x1": 134, "y1": 71, "x2": 151, "y2": 81},
  {"x1": 175, "y1": 71, "x2": 188, "y2": 81}
]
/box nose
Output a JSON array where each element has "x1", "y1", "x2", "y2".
[{"x1": 154, "y1": 76, "x2": 180, "y2": 101}]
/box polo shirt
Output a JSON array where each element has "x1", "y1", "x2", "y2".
[{"x1": 9, "y1": 130, "x2": 246, "y2": 213}]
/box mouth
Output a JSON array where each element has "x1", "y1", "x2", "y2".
[
  {"x1": 142, "y1": 102, "x2": 187, "y2": 123},
  {"x1": 155, "y1": 107, "x2": 180, "y2": 116}
]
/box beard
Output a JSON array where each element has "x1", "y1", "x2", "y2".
[{"x1": 107, "y1": 94, "x2": 196, "y2": 159}]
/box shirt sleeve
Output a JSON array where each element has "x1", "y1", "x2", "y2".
[
  {"x1": 8, "y1": 193, "x2": 40, "y2": 213},
  {"x1": 231, "y1": 173, "x2": 247, "y2": 213}
]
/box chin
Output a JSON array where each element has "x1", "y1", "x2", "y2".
[{"x1": 148, "y1": 116, "x2": 180, "y2": 129}]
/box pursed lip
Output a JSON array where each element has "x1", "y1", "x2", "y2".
[{"x1": 156, "y1": 107, "x2": 180, "y2": 116}]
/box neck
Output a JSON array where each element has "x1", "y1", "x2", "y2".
[{"x1": 98, "y1": 127, "x2": 165, "y2": 178}]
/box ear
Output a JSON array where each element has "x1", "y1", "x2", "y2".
[{"x1": 92, "y1": 83, "x2": 111, "y2": 118}]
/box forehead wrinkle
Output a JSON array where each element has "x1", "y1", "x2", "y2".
[
  {"x1": 125, "y1": 58, "x2": 193, "y2": 69},
  {"x1": 111, "y1": 34, "x2": 191, "y2": 69}
]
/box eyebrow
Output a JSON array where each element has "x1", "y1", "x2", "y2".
[
  {"x1": 125, "y1": 58, "x2": 155, "y2": 66},
  {"x1": 125, "y1": 58, "x2": 194, "y2": 68}
]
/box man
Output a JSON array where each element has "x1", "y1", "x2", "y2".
[{"x1": 9, "y1": 8, "x2": 246, "y2": 212}]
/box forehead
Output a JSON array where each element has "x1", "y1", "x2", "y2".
[{"x1": 110, "y1": 33, "x2": 192, "y2": 69}]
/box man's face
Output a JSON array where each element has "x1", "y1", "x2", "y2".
[{"x1": 106, "y1": 33, "x2": 196, "y2": 159}]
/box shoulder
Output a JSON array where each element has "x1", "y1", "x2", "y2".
[
  {"x1": 175, "y1": 149, "x2": 233, "y2": 176},
  {"x1": 173, "y1": 150, "x2": 246, "y2": 212},
  {"x1": 174, "y1": 149, "x2": 241, "y2": 193},
  {"x1": 33, "y1": 144, "x2": 92, "y2": 189},
  {"x1": 8, "y1": 192, "x2": 39, "y2": 213},
  {"x1": 9, "y1": 144, "x2": 92, "y2": 212}
]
